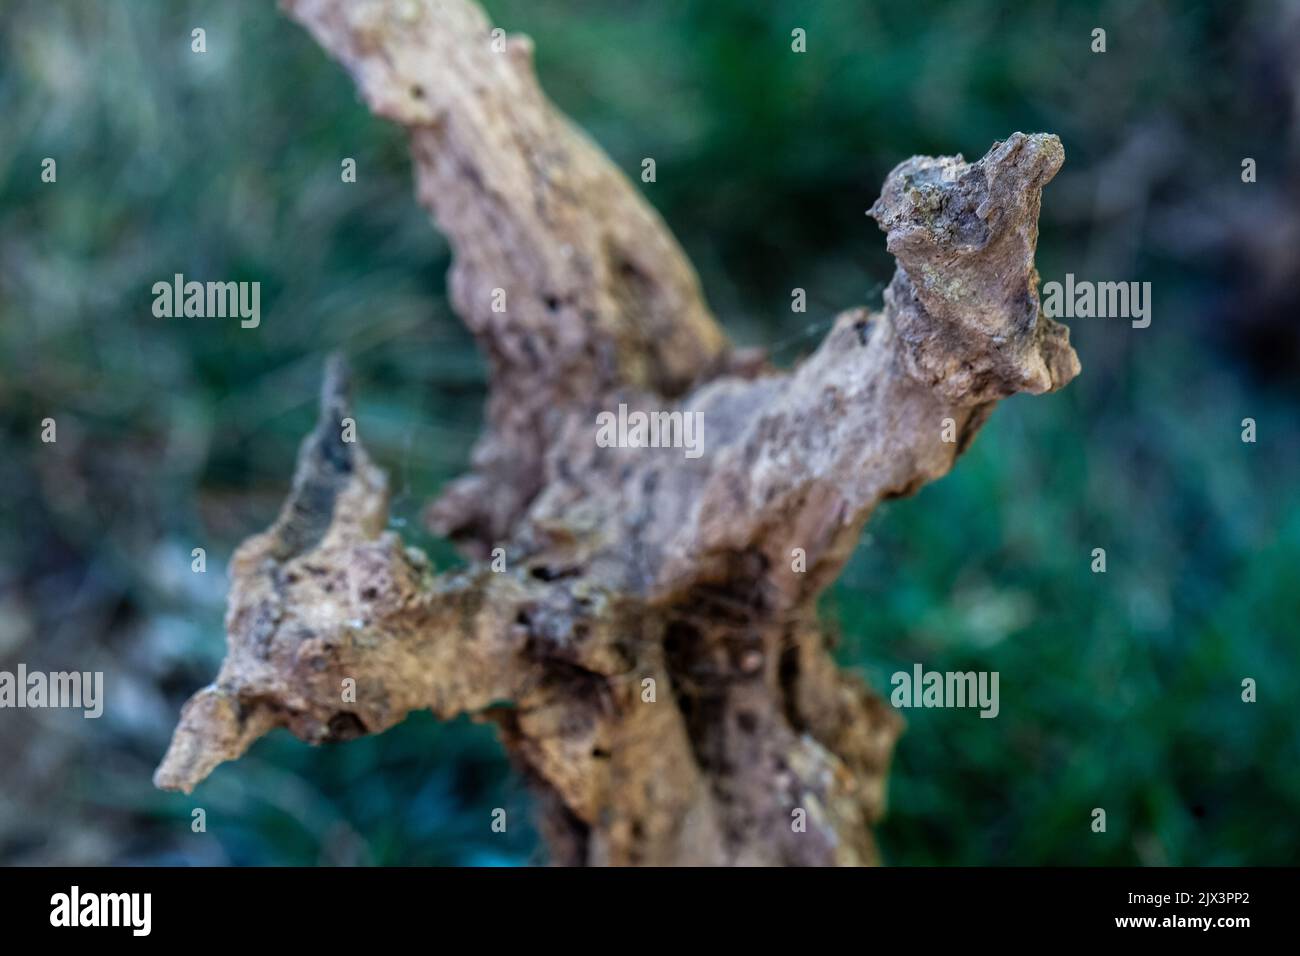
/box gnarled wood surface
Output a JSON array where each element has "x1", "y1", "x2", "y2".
[{"x1": 155, "y1": 0, "x2": 1078, "y2": 866}]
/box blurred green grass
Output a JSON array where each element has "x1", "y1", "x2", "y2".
[{"x1": 1, "y1": 0, "x2": 1297, "y2": 865}]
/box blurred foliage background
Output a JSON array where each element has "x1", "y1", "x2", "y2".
[{"x1": 1, "y1": 0, "x2": 1298, "y2": 866}]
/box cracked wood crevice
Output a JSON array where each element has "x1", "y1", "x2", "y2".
[{"x1": 155, "y1": 0, "x2": 1079, "y2": 866}]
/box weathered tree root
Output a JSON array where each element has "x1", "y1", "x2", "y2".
[{"x1": 155, "y1": 0, "x2": 1079, "y2": 866}]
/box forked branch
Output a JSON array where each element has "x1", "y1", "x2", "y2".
[{"x1": 156, "y1": 0, "x2": 1078, "y2": 867}]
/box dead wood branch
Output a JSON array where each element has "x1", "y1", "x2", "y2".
[{"x1": 156, "y1": 0, "x2": 1078, "y2": 866}]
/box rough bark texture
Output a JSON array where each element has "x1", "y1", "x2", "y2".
[{"x1": 155, "y1": 0, "x2": 1079, "y2": 866}]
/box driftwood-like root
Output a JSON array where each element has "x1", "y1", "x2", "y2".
[{"x1": 156, "y1": 0, "x2": 1078, "y2": 866}]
